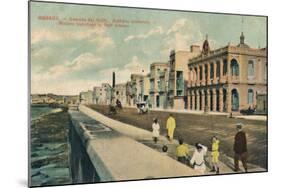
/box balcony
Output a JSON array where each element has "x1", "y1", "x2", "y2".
[
  {"x1": 231, "y1": 76, "x2": 240, "y2": 84},
  {"x1": 247, "y1": 76, "x2": 256, "y2": 84}
]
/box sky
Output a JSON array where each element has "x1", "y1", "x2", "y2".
[{"x1": 30, "y1": 1, "x2": 267, "y2": 95}]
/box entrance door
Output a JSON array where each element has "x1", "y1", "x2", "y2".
[{"x1": 231, "y1": 89, "x2": 239, "y2": 111}]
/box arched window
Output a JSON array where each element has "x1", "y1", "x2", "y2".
[
  {"x1": 248, "y1": 60, "x2": 255, "y2": 77},
  {"x1": 231, "y1": 59, "x2": 239, "y2": 76},
  {"x1": 231, "y1": 89, "x2": 239, "y2": 111},
  {"x1": 248, "y1": 89, "x2": 254, "y2": 104},
  {"x1": 216, "y1": 61, "x2": 220, "y2": 77}
]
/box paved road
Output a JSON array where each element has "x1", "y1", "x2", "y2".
[{"x1": 88, "y1": 105, "x2": 268, "y2": 169}]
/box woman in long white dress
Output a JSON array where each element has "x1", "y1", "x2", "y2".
[
  {"x1": 152, "y1": 118, "x2": 160, "y2": 143},
  {"x1": 190, "y1": 143, "x2": 208, "y2": 175}
]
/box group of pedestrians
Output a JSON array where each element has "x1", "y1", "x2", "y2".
[{"x1": 151, "y1": 114, "x2": 248, "y2": 175}]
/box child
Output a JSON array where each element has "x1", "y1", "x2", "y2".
[
  {"x1": 176, "y1": 138, "x2": 189, "y2": 164},
  {"x1": 152, "y1": 118, "x2": 160, "y2": 143},
  {"x1": 210, "y1": 136, "x2": 220, "y2": 174},
  {"x1": 190, "y1": 143, "x2": 208, "y2": 175}
]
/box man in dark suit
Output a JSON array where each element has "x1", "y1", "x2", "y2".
[{"x1": 233, "y1": 123, "x2": 248, "y2": 172}]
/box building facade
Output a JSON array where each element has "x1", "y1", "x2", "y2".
[
  {"x1": 186, "y1": 33, "x2": 267, "y2": 113},
  {"x1": 167, "y1": 46, "x2": 201, "y2": 110},
  {"x1": 114, "y1": 83, "x2": 127, "y2": 106},
  {"x1": 130, "y1": 74, "x2": 144, "y2": 105},
  {"x1": 79, "y1": 90, "x2": 93, "y2": 104},
  {"x1": 149, "y1": 62, "x2": 169, "y2": 108},
  {"x1": 93, "y1": 86, "x2": 102, "y2": 104},
  {"x1": 93, "y1": 83, "x2": 112, "y2": 105},
  {"x1": 139, "y1": 74, "x2": 150, "y2": 103}
]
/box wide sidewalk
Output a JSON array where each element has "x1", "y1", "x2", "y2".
[
  {"x1": 124, "y1": 105, "x2": 267, "y2": 121},
  {"x1": 80, "y1": 105, "x2": 266, "y2": 175}
]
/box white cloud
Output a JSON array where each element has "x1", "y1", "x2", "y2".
[
  {"x1": 49, "y1": 52, "x2": 102, "y2": 77},
  {"x1": 166, "y1": 18, "x2": 186, "y2": 35},
  {"x1": 32, "y1": 52, "x2": 102, "y2": 81},
  {"x1": 98, "y1": 56, "x2": 148, "y2": 84},
  {"x1": 31, "y1": 27, "x2": 115, "y2": 50},
  {"x1": 160, "y1": 18, "x2": 205, "y2": 55},
  {"x1": 124, "y1": 26, "x2": 163, "y2": 42}
]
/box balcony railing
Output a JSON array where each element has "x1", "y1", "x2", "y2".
[
  {"x1": 231, "y1": 76, "x2": 240, "y2": 83},
  {"x1": 247, "y1": 76, "x2": 256, "y2": 84}
]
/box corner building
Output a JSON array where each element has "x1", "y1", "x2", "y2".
[{"x1": 186, "y1": 33, "x2": 267, "y2": 113}]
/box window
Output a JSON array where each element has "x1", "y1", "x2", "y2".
[
  {"x1": 157, "y1": 80, "x2": 161, "y2": 90},
  {"x1": 248, "y1": 60, "x2": 255, "y2": 77},
  {"x1": 176, "y1": 71, "x2": 184, "y2": 96},
  {"x1": 248, "y1": 89, "x2": 254, "y2": 104},
  {"x1": 216, "y1": 61, "x2": 220, "y2": 77},
  {"x1": 231, "y1": 59, "x2": 239, "y2": 76},
  {"x1": 150, "y1": 80, "x2": 154, "y2": 91}
]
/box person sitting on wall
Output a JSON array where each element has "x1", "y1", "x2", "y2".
[{"x1": 176, "y1": 138, "x2": 189, "y2": 165}]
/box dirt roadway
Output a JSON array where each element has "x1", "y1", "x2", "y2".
[{"x1": 87, "y1": 105, "x2": 268, "y2": 169}]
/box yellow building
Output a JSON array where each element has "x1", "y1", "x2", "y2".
[{"x1": 186, "y1": 33, "x2": 267, "y2": 113}]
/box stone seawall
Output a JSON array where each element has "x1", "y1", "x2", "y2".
[{"x1": 69, "y1": 107, "x2": 198, "y2": 182}]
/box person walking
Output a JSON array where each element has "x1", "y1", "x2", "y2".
[
  {"x1": 233, "y1": 123, "x2": 248, "y2": 172},
  {"x1": 190, "y1": 143, "x2": 208, "y2": 175},
  {"x1": 166, "y1": 114, "x2": 176, "y2": 142},
  {"x1": 152, "y1": 118, "x2": 160, "y2": 143},
  {"x1": 210, "y1": 136, "x2": 220, "y2": 174},
  {"x1": 176, "y1": 138, "x2": 189, "y2": 164}
]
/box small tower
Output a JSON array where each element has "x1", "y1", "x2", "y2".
[
  {"x1": 202, "y1": 34, "x2": 210, "y2": 55},
  {"x1": 240, "y1": 32, "x2": 245, "y2": 44}
]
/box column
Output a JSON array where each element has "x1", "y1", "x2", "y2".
[
  {"x1": 219, "y1": 87, "x2": 224, "y2": 112},
  {"x1": 206, "y1": 89, "x2": 211, "y2": 112},
  {"x1": 191, "y1": 90, "x2": 195, "y2": 110},
  {"x1": 187, "y1": 92, "x2": 191, "y2": 110},
  {"x1": 190, "y1": 68, "x2": 194, "y2": 86},
  {"x1": 227, "y1": 55, "x2": 231, "y2": 82},
  {"x1": 212, "y1": 88, "x2": 217, "y2": 112},
  {"x1": 226, "y1": 87, "x2": 232, "y2": 112},
  {"x1": 220, "y1": 59, "x2": 223, "y2": 79},
  {"x1": 207, "y1": 63, "x2": 211, "y2": 85},
  {"x1": 202, "y1": 65, "x2": 205, "y2": 85},
  {"x1": 201, "y1": 89, "x2": 205, "y2": 111},
  {"x1": 196, "y1": 90, "x2": 200, "y2": 111},
  {"x1": 197, "y1": 65, "x2": 200, "y2": 85},
  {"x1": 213, "y1": 62, "x2": 217, "y2": 83}
]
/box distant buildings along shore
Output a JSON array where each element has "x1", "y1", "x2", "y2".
[{"x1": 32, "y1": 33, "x2": 267, "y2": 114}]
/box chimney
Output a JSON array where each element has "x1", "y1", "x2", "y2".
[
  {"x1": 112, "y1": 71, "x2": 115, "y2": 88},
  {"x1": 190, "y1": 45, "x2": 200, "y2": 53}
]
